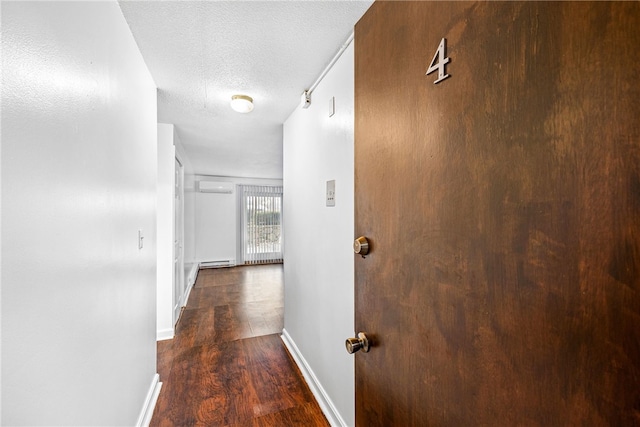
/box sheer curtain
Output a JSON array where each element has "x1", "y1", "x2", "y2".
[{"x1": 238, "y1": 185, "x2": 283, "y2": 265}]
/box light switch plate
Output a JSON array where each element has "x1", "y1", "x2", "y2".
[{"x1": 326, "y1": 180, "x2": 335, "y2": 207}]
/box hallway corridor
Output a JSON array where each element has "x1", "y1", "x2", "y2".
[{"x1": 151, "y1": 265, "x2": 329, "y2": 426}]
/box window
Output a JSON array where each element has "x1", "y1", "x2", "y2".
[{"x1": 239, "y1": 185, "x2": 283, "y2": 264}]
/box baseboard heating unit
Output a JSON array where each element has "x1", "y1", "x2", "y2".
[{"x1": 200, "y1": 260, "x2": 237, "y2": 269}]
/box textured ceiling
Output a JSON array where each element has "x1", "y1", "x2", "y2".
[{"x1": 118, "y1": 1, "x2": 373, "y2": 179}]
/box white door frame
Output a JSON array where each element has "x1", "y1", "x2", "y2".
[{"x1": 173, "y1": 156, "x2": 185, "y2": 326}]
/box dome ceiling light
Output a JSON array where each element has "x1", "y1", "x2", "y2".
[{"x1": 230, "y1": 94, "x2": 254, "y2": 113}]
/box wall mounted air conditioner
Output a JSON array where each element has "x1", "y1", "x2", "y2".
[{"x1": 198, "y1": 181, "x2": 234, "y2": 194}]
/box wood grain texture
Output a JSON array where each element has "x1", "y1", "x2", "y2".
[
  {"x1": 151, "y1": 265, "x2": 329, "y2": 427},
  {"x1": 355, "y1": 2, "x2": 640, "y2": 426}
]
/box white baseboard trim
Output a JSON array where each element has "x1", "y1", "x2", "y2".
[
  {"x1": 157, "y1": 328, "x2": 174, "y2": 341},
  {"x1": 281, "y1": 329, "x2": 347, "y2": 427},
  {"x1": 136, "y1": 373, "x2": 162, "y2": 427}
]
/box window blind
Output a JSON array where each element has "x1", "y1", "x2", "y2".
[{"x1": 239, "y1": 185, "x2": 283, "y2": 265}]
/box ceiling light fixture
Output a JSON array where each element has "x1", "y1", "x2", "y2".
[{"x1": 230, "y1": 94, "x2": 254, "y2": 113}]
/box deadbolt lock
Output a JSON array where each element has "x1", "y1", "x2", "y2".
[
  {"x1": 353, "y1": 236, "x2": 369, "y2": 256},
  {"x1": 346, "y1": 332, "x2": 370, "y2": 354}
]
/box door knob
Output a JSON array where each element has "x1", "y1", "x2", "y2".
[
  {"x1": 346, "y1": 332, "x2": 370, "y2": 354},
  {"x1": 353, "y1": 236, "x2": 369, "y2": 256}
]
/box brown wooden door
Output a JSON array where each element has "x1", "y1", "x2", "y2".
[{"x1": 353, "y1": 2, "x2": 640, "y2": 425}]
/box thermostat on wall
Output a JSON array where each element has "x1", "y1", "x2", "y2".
[{"x1": 326, "y1": 180, "x2": 336, "y2": 207}]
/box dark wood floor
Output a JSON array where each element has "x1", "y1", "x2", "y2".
[{"x1": 151, "y1": 264, "x2": 329, "y2": 427}]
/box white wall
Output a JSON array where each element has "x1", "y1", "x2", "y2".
[
  {"x1": 2, "y1": 2, "x2": 158, "y2": 425},
  {"x1": 157, "y1": 124, "x2": 176, "y2": 339},
  {"x1": 195, "y1": 175, "x2": 283, "y2": 265},
  {"x1": 282, "y1": 41, "x2": 355, "y2": 426},
  {"x1": 157, "y1": 124, "x2": 198, "y2": 340},
  {"x1": 195, "y1": 189, "x2": 237, "y2": 264},
  {"x1": 175, "y1": 131, "x2": 197, "y2": 289}
]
